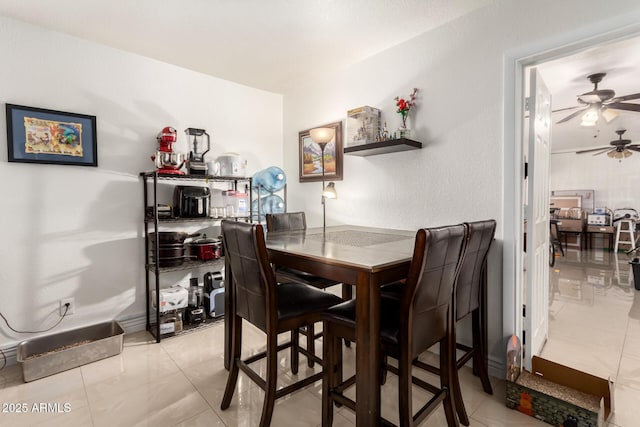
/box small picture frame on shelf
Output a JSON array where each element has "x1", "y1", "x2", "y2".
[
  {"x1": 6, "y1": 104, "x2": 98, "y2": 167},
  {"x1": 298, "y1": 121, "x2": 343, "y2": 182}
]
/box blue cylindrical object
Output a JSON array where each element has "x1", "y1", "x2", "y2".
[
  {"x1": 252, "y1": 194, "x2": 285, "y2": 221},
  {"x1": 252, "y1": 166, "x2": 286, "y2": 195}
]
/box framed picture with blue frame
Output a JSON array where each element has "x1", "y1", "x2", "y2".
[{"x1": 6, "y1": 104, "x2": 98, "y2": 166}]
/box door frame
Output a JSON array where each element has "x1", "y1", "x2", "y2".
[{"x1": 502, "y1": 23, "x2": 640, "y2": 366}]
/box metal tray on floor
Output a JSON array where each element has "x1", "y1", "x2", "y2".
[{"x1": 16, "y1": 321, "x2": 124, "y2": 382}]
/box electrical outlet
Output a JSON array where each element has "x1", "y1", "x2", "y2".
[{"x1": 60, "y1": 298, "x2": 75, "y2": 316}]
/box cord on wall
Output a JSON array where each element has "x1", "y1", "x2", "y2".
[{"x1": 0, "y1": 304, "x2": 71, "y2": 370}]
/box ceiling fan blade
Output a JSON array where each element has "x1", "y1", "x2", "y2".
[
  {"x1": 626, "y1": 146, "x2": 640, "y2": 152},
  {"x1": 576, "y1": 146, "x2": 610, "y2": 154},
  {"x1": 552, "y1": 105, "x2": 581, "y2": 113},
  {"x1": 611, "y1": 92, "x2": 640, "y2": 102},
  {"x1": 606, "y1": 102, "x2": 640, "y2": 112},
  {"x1": 556, "y1": 108, "x2": 587, "y2": 124}
]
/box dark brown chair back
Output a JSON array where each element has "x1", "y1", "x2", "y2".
[
  {"x1": 455, "y1": 220, "x2": 496, "y2": 321},
  {"x1": 401, "y1": 224, "x2": 467, "y2": 359},
  {"x1": 221, "y1": 220, "x2": 277, "y2": 332},
  {"x1": 266, "y1": 212, "x2": 307, "y2": 232}
]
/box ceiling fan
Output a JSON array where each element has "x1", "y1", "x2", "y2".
[
  {"x1": 575, "y1": 129, "x2": 640, "y2": 159},
  {"x1": 555, "y1": 73, "x2": 640, "y2": 125}
]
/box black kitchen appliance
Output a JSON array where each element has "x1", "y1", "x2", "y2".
[
  {"x1": 185, "y1": 128, "x2": 210, "y2": 175},
  {"x1": 204, "y1": 271, "x2": 225, "y2": 318},
  {"x1": 185, "y1": 278, "x2": 206, "y2": 324},
  {"x1": 173, "y1": 186, "x2": 210, "y2": 218},
  {"x1": 146, "y1": 204, "x2": 173, "y2": 220}
]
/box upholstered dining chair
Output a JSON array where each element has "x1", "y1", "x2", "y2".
[
  {"x1": 265, "y1": 211, "x2": 351, "y2": 368},
  {"x1": 381, "y1": 219, "x2": 496, "y2": 426},
  {"x1": 220, "y1": 220, "x2": 342, "y2": 427},
  {"x1": 321, "y1": 224, "x2": 468, "y2": 427}
]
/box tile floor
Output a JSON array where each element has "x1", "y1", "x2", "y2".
[
  {"x1": 0, "y1": 322, "x2": 544, "y2": 427},
  {"x1": 0, "y1": 248, "x2": 636, "y2": 426},
  {"x1": 540, "y1": 247, "x2": 640, "y2": 427}
]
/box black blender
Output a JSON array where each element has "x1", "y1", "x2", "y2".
[
  {"x1": 185, "y1": 128, "x2": 210, "y2": 175},
  {"x1": 185, "y1": 277, "x2": 205, "y2": 324}
]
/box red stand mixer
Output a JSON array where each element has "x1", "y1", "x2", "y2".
[{"x1": 151, "y1": 126, "x2": 187, "y2": 175}]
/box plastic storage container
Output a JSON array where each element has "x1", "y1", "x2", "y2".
[
  {"x1": 235, "y1": 192, "x2": 249, "y2": 217},
  {"x1": 221, "y1": 190, "x2": 236, "y2": 216}
]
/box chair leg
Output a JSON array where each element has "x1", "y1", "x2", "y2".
[
  {"x1": 341, "y1": 284, "x2": 352, "y2": 301},
  {"x1": 291, "y1": 329, "x2": 300, "y2": 375},
  {"x1": 221, "y1": 315, "x2": 243, "y2": 410},
  {"x1": 260, "y1": 329, "x2": 278, "y2": 427},
  {"x1": 307, "y1": 323, "x2": 315, "y2": 368},
  {"x1": 472, "y1": 310, "x2": 493, "y2": 395},
  {"x1": 397, "y1": 351, "x2": 413, "y2": 427},
  {"x1": 440, "y1": 339, "x2": 460, "y2": 427},
  {"x1": 450, "y1": 321, "x2": 469, "y2": 426},
  {"x1": 380, "y1": 354, "x2": 388, "y2": 386},
  {"x1": 322, "y1": 322, "x2": 338, "y2": 427}
]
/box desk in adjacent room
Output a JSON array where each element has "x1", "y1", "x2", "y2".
[{"x1": 585, "y1": 225, "x2": 615, "y2": 250}]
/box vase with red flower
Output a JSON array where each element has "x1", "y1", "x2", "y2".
[{"x1": 394, "y1": 88, "x2": 418, "y2": 139}]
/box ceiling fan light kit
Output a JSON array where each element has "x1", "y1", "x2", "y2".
[
  {"x1": 601, "y1": 108, "x2": 618, "y2": 123},
  {"x1": 607, "y1": 150, "x2": 632, "y2": 159},
  {"x1": 575, "y1": 129, "x2": 640, "y2": 160},
  {"x1": 556, "y1": 73, "x2": 640, "y2": 125},
  {"x1": 580, "y1": 108, "x2": 598, "y2": 126}
]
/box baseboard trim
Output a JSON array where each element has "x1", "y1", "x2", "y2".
[
  {"x1": 116, "y1": 312, "x2": 147, "y2": 334},
  {"x1": 488, "y1": 355, "x2": 505, "y2": 380}
]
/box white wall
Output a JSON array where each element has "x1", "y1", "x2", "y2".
[
  {"x1": 282, "y1": 0, "x2": 640, "y2": 374},
  {"x1": 551, "y1": 152, "x2": 640, "y2": 210},
  {"x1": 0, "y1": 16, "x2": 282, "y2": 353}
]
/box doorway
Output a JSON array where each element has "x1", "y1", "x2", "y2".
[{"x1": 504, "y1": 26, "x2": 640, "y2": 371}]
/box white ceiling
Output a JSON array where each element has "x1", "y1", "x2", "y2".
[
  {"x1": 536, "y1": 36, "x2": 640, "y2": 153},
  {"x1": 0, "y1": 0, "x2": 494, "y2": 93},
  {"x1": 1, "y1": 0, "x2": 639, "y2": 154}
]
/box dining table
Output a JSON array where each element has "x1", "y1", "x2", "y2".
[{"x1": 223, "y1": 224, "x2": 416, "y2": 426}]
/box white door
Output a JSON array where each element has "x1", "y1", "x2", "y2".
[{"x1": 524, "y1": 68, "x2": 551, "y2": 369}]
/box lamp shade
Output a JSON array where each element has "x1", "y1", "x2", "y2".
[
  {"x1": 323, "y1": 182, "x2": 337, "y2": 199},
  {"x1": 309, "y1": 127, "x2": 335, "y2": 144},
  {"x1": 608, "y1": 150, "x2": 632, "y2": 159},
  {"x1": 580, "y1": 109, "x2": 598, "y2": 127},
  {"x1": 601, "y1": 108, "x2": 618, "y2": 123}
]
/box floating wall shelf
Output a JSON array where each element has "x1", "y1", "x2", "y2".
[{"x1": 343, "y1": 138, "x2": 422, "y2": 157}]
